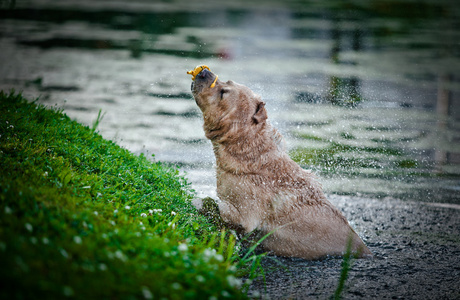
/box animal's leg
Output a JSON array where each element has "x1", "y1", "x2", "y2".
[{"x1": 199, "y1": 197, "x2": 226, "y2": 228}]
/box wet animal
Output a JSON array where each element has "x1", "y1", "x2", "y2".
[{"x1": 188, "y1": 66, "x2": 372, "y2": 259}]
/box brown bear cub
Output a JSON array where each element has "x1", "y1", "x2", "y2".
[{"x1": 190, "y1": 67, "x2": 372, "y2": 260}]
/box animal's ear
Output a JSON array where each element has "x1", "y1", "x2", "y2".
[{"x1": 252, "y1": 101, "x2": 267, "y2": 124}]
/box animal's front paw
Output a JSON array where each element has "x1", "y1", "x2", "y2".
[{"x1": 199, "y1": 197, "x2": 226, "y2": 228}]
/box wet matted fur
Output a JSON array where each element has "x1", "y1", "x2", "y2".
[{"x1": 191, "y1": 68, "x2": 372, "y2": 260}]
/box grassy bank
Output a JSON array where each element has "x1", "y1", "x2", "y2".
[{"x1": 0, "y1": 91, "x2": 248, "y2": 299}]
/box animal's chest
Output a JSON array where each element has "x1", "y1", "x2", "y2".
[{"x1": 216, "y1": 170, "x2": 268, "y2": 203}]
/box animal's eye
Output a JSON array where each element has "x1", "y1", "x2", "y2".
[{"x1": 220, "y1": 88, "x2": 228, "y2": 98}]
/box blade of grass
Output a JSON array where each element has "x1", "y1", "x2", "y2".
[
  {"x1": 91, "y1": 109, "x2": 106, "y2": 133},
  {"x1": 333, "y1": 235, "x2": 354, "y2": 300}
]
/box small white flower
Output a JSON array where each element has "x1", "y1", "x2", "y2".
[
  {"x1": 42, "y1": 237, "x2": 49, "y2": 245},
  {"x1": 140, "y1": 213, "x2": 147, "y2": 218},
  {"x1": 114, "y1": 209, "x2": 118, "y2": 214},
  {"x1": 125, "y1": 206, "x2": 130, "y2": 210},
  {"x1": 203, "y1": 248, "x2": 215, "y2": 258},
  {"x1": 93, "y1": 211, "x2": 98, "y2": 216},
  {"x1": 139, "y1": 222, "x2": 143, "y2": 226},
  {"x1": 202, "y1": 248, "x2": 224, "y2": 262},
  {"x1": 98, "y1": 263, "x2": 107, "y2": 271},
  {"x1": 196, "y1": 275, "x2": 205, "y2": 283},
  {"x1": 60, "y1": 248, "x2": 69, "y2": 258},
  {"x1": 178, "y1": 243, "x2": 188, "y2": 252},
  {"x1": 171, "y1": 282, "x2": 181, "y2": 290},
  {"x1": 227, "y1": 275, "x2": 242, "y2": 288},
  {"x1": 171, "y1": 211, "x2": 176, "y2": 216},
  {"x1": 4, "y1": 206, "x2": 12, "y2": 214},
  {"x1": 110, "y1": 221, "x2": 116, "y2": 226},
  {"x1": 221, "y1": 291, "x2": 230, "y2": 298},
  {"x1": 25, "y1": 223, "x2": 33, "y2": 232},
  {"x1": 115, "y1": 250, "x2": 126, "y2": 262},
  {"x1": 73, "y1": 236, "x2": 82, "y2": 244},
  {"x1": 215, "y1": 254, "x2": 224, "y2": 262},
  {"x1": 141, "y1": 286, "x2": 153, "y2": 299}
]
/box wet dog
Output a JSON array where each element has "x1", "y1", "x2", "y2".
[{"x1": 191, "y1": 68, "x2": 372, "y2": 259}]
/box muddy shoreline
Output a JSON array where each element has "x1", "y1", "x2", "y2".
[{"x1": 246, "y1": 195, "x2": 460, "y2": 299}]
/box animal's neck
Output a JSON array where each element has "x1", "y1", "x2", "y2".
[{"x1": 212, "y1": 124, "x2": 286, "y2": 175}]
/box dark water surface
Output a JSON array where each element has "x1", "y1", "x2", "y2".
[{"x1": 1, "y1": 0, "x2": 459, "y2": 298}]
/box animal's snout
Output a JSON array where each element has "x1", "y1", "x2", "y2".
[
  {"x1": 196, "y1": 68, "x2": 210, "y2": 80},
  {"x1": 194, "y1": 68, "x2": 218, "y2": 88}
]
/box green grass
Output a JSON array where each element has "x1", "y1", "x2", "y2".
[
  {"x1": 0, "y1": 91, "x2": 251, "y2": 299},
  {"x1": 332, "y1": 238, "x2": 354, "y2": 300}
]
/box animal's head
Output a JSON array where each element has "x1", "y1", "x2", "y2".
[{"x1": 189, "y1": 66, "x2": 268, "y2": 141}]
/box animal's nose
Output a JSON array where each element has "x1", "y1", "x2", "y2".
[
  {"x1": 197, "y1": 68, "x2": 209, "y2": 79},
  {"x1": 197, "y1": 69, "x2": 211, "y2": 79}
]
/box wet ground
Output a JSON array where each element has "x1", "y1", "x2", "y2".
[
  {"x1": 0, "y1": 0, "x2": 459, "y2": 298},
  {"x1": 248, "y1": 195, "x2": 460, "y2": 299}
]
